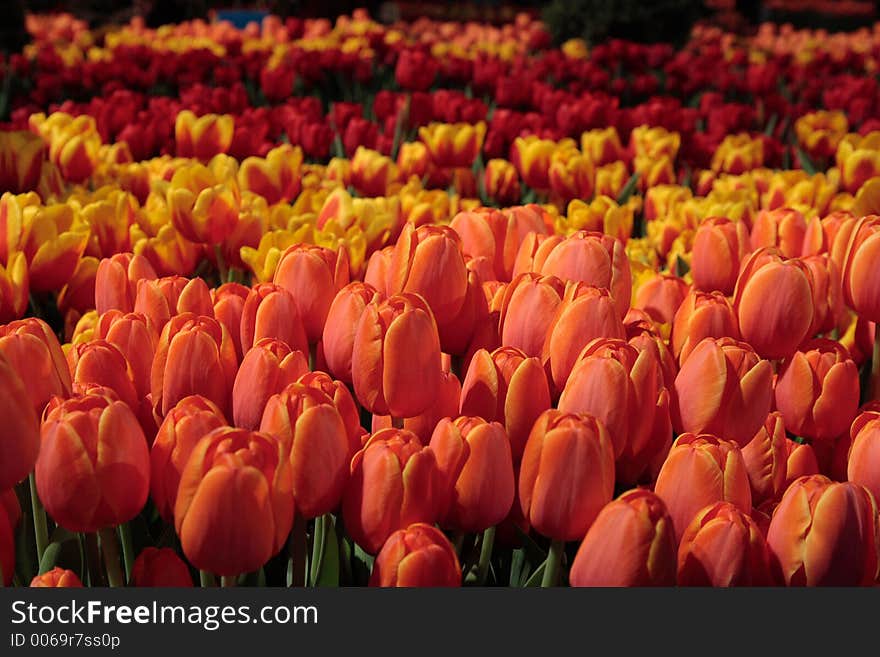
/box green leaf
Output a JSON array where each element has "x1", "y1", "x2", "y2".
[
  {"x1": 522, "y1": 562, "x2": 547, "y2": 587},
  {"x1": 38, "y1": 542, "x2": 63, "y2": 575},
  {"x1": 509, "y1": 547, "x2": 527, "y2": 587},
  {"x1": 675, "y1": 255, "x2": 690, "y2": 277},
  {"x1": 763, "y1": 113, "x2": 779, "y2": 137},
  {"x1": 314, "y1": 517, "x2": 340, "y2": 587},
  {"x1": 616, "y1": 172, "x2": 640, "y2": 205},
  {"x1": 797, "y1": 147, "x2": 818, "y2": 176}
]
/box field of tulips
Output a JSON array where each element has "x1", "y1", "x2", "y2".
[{"x1": 1, "y1": 8, "x2": 880, "y2": 589}]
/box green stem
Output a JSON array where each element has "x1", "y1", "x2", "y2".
[
  {"x1": 213, "y1": 244, "x2": 228, "y2": 284},
  {"x1": 220, "y1": 576, "x2": 236, "y2": 587},
  {"x1": 475, "y1": 526, "x2": 496, "y2": 586},
  {"x1": 288, "y1": 513, "x2": 307, "y2": 587},
  {"x1": 118, "y1": 523, "x2": 134, "y2": 584},
  {"x1": 453, "y1": 532, "x2": 466, "y2": 558},
  {"x1": 872, "y1": 323, "x2": 880, "y2": 401},
  {"x1": 541, "y1": 540, "x2": 565, "y2": 588},
  {"x1": 309, "y1": 514, "x2": 327, "y2": 587},
  {"x1": 308, "y1": 342, "x2": 318, "y2": 371},
  {"x1": 98, "y1": 527, "x2": 124, "y2": 588},
  {"x1": 29, "y1": 473, "x2": 48, "y2": 565},
  {"x1": 200, "y1": 571, "x2": 216, "y2": 587}
]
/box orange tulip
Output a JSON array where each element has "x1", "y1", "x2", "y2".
[
  {"x1": 260, "y1": 382, "x2": 350, "y2": 519},
  {"x1": 672, "y1": 337, "x2": 772, "y2": 447},
  {"x1": 429, "y1": 416, "x2": 515, "y2": 532},
  {"x1": 691, "y1": 217, "x2": 749, "y2": 296},
  {"x1": 653, "y1": 433, "x2": 752, "y2": 543},
  {"x1": 364, "y1": 246, "x2": 394, "y2": 297},
  {"x1": 36, "y1": 393, "x2": 150, "y2": 532},
  {"x1": 150, "y1": 395, "x2": 227, "y2": 522},
  {"x1": 677, "y1": 502, "x2": 777, "y2": 586},
  {"x1": 30, "y1": 567, "x2": 83, "y2": 588},
  {"x1": 232, "y1": 339, "x2": 309, "y2": 431},
  {"x1": 351, "y1": 293, "x2": 442, "y2": 419},
  {"x1": 774, "y1": 339, "x2": 859, "y2": 442},
  {"x1": 273, "y1": 244, "x2": 350, "y2": 345},
  {"x1": 94, "y1": 311, "x2": 158, "y2": 402},
  {"x1": 842, "y1": 215, "x2": 880, "y2": 323},
  {"x1": 847, "y1": 407, "x2": 880, "y2": 504},
  {"x1": 150, "y1": 313, "x2": 238, "y2": 420},
  {"x1": 134, "y1": 275, "x2": 214, "y2": 332},
  {"x1": 519, "y1": 410, "x2": 615, "y2": 541},
  {"x1": 370, "y1": 523, "x2": 461, "y2": 587},
  {"x1": 372, "y1": 368, "x2": 460, "y2": 445},
  {"x1": 459, "y1": 346, "x2": 551, "y2": 463},
  {"x1": 0, "y1": 317, "x2": 72, "y2": 416},
  {"x1": 175, "y1": 110, "x2": 234, "y2": 161},
  {"x1": 559, "y1": 338, "x2": 671, "y2": 484},
  {"x1": 543, "y1": 283, "x2": 625, "y2": 391},
  {"x1": 212, "y1": 282, "x2": 249, "y2": 361},
  {"x1": 633, "y1": 273, "x2": 690, "y2": 327},
  {"x1": 767, "y1": 475, "x2": 878, "y2": 586},
  {"x1": 734, "y1": 248, "x2": 815, "y2": 359},
  {"x1": 483, "y1": 159, "x2": 521, "y2": 207},
  {"x1": 322, "y1": 282, "x2": 382, "y2": 384},
  {"x1": 0, "y1": 354, "x2": 40, "y2": 490},
  {"x1": 239, "y1": 283, "x2": 308, "y2": 355},
  {"x1": 297, "y1": 371, "x2": 365, "y2": 455},
  {"x1": 750, "y1": 208, "x2": 807, "y2": 258},
  {"x1": 175, "y1": 427, "x2": 293, "y2": 576},
  {"x1": 498, "y1": 273, "x2": 565, "y2": 358},
  {"x1": 130, "y1": 547, "x2": 193, "y2": 587},
  {"x1": 671, "y1": 290, "x2": 740, "y2": 364},
  {"x1": 342, "y1": 428, "x2": 444, "y2": 554},
  {"x1": 569, "y1": 489, "x2": 676, "y2": 587},
  {"x1": 801, "y1": 255, "x2": 844, "y2": 337},
  {"x1": 68, "y1": 339, "x2": 139, "y2": 412}
]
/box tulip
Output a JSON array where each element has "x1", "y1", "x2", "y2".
[
  {"x1": 836, "y1": 131, "x2": 880, "y2": 193},
  {"x1": 794, "y1": 110, "x2": 848, "y2": 160},
  {"x1": 175, "y1": 427, "x2": 293, "y2": 577},
  {"x1": 750, "y1": 208, "x2": 807, "y2": 258},
  {"x1": 0, "y1": 497, "x2": 12, "y2": 586},
  {"x1": 396, "y1": 141, "x2": 431, "y2": 181},
  {"x1": 351, "y1": 293, "x2": 442, "y2": 419},
  {"x1": 349, "y1": 147, "x2": 397, "y2": 198},
  {"x1": 21, "y1": 203, "x2": 89, "y2": 293},
  {"x1": 483, "y1": 159, "x2": 521, "y2": 207},
  {"x1": 131, "y1": 222, "x2": 201, "y2": 278},
  {"x1": 36, "y1": 394, "x2": 150, "y2": 532},
  {"x1": 710, "y1": 133, "x2": 764, "y2": 174},
  {"x1": 232, "y1": 339, "x2": 309, "y2": 431},
  {"x1": 767, "y1": 475, "x2": 878, "y2": 586},
  {"x1": 0, "y1": 354, "x2": 39, "y2": 491},
  {"x1": 429, "y1": 417, "x2": 515, "y2": 533},
  {"x1": 30, "y1": 567, "x2": 83, "y2": 588},
  {"x1": 0, "y1": 131, "x2": 47, "y2": 193},
  {"x1": 671, "y1": 290, "x2": 740, "y2": 364},
  {"x1": 847, "y1": 407, "x2": 880, "y2": 503},
  {"x1": 569, "y1": 489, "x2": 676, "y2": 587},
  {"x1": 0, "y1": 317, "x2": 72, "y2": 416},
  {"x1": 260, "y1": 383, "x2": 350, "y2": 519},
  {"x1": 370, "y1": 523, "x2": 461, "y2": 587},
  {"x1": 775, "y1": 339, "x2": 860, "y2": 442},
  {"x1": 69, "y1": 339, "x2": 139, "y2": 411},
  {"x1": 134, "y1": 275, "x2": 214, "y2": 332},
  {"x1": 342, "y1": 428, "x2": 444, "y2": 554},
  {"x1": 130, "y1": 547, "x2": 193, "y2": 587},
  {"x1": 273, "y1": 244, "x2": 350, "y2": 346},
  {"x1": 842, "y1": 215, "x2": 880, "y2": 324},
  {"x1": 581, "y1": 127, "x2": 626, "y2": 166},
  {"x1": 57, "y1": 257, "x2": 98, "y2": 321},
  {"x1": 672, "y1": 337, "x2": 772, "y2": 447},
  {"x1": 801, "y1": 255, "x2": 844, "y2": 338},
  {"x1": 653, "y1": 433, "x2": 752, "y2": 543},
  {"x1": 734, "y1": 248, "x2": 815, "y2": 359},
  {"x1": 237, "y1": 144, "x2": 303, "y2": 205},
  {"x1": 0, "y1": 252, "x2": 28, "y2": 324},
  {"x1": 150, "y1": 313, "x2": 238, "y2": 419},
  {"x1": 498, "y1": 273, "x2": 565, "y2": 358},
  {"x1": 419, "y1": 122, "x2": 486, "y2": 169},
  {"x1": 564, "y1": 196, "x2": 634, "y2": 243},
  {"x1": 510, "y1": 136, "x2": 557, "y2": 192},
  {"x1": 297, "y1": 371, "x2": 365, "y2": 454},
  {"x1": 519, "y1": 410, "x2": 615, "y2": 542},
  {"x1": 239, "y1": 283, "x2": 309, "y2": 355},
  {"x1": 372, "y1": 368, "x2": 461, "y2": 445},
  {"x1": 95, "y1": 311, "x2": 158, "y2": 401},
  {"x1": 548, "y1": 147, "x2": 594, "y2": 203},
  {"x1": 691, "y1": 217, "x2": 749, "y2": 296},
  {"x1": 395, "y1": 50, "x2": 438, "y2": 92},
  {"x1": 167, "y1": 158, "x2": 241, "y2": 245},
  {"x1": 594, "y1": 161, "x2": 630, "y2": 199},
  {"x1": 212, "y1": 282, "x2": 249, "y2": 361},
  {"x1": 559, "y1": 338, "x2": 671, "y2": 484},
  {"x1": 677, "y1": 502, "x2": 777, "y2": 586},
  {"x1": 150, "y1": 395, "x2": 227, "y2": 522},
  {"x1": 175, "y1": 110, "x2": 234, "y2": 161},
  {"x1": 633, "y1": 273, "x2": 690, "y2": 327}
]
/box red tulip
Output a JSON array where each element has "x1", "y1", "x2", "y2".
[
  {"x1": 0, "y1": 354, "x2": 40, "y2": 490},
  {"x1": 130, "y1": 547, "x2": 193, "y2": 587}
]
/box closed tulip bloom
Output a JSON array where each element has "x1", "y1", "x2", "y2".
[
  {"x1": 0, "y1": 317, "x2": 72, "y2": 416},
  {"x1": 260, "y1": 383, "x2": 349, "y2": 519},
  {"x1": 548, "y1": 148, "x2": 594, "y2": 203},
  {"x1": 512, "y1": 232, "x2": 562, "y2": 279},
  {"x1": 459, "y1": 346, "x2": 551, "y2": 463},
  {"x1": 842, "y1": 215, "x2": 880, "y2": 323},
  {"x1": 543, "y1": 283, "x2": 625, "y2": 392},
  {"x1": 151, "y1": 313, "x2": 238, "y2": 419},
  {"x1": 519, "y1": 410, "x2": 615, "y2": 541},
  {"x1": 654, "y1": 433, "x2": 752, "y2": 543},
  {"x1": 396, "y1": 141, "x2": 430, "y2": 180},
  {"x1": 510, "y1": 136, "x2": 557, "y2": 191},
  {"x1": 212, "y1": 282, "x2": 249, "y2": 361},
  {"x1": 775, "y1": 340, "x2": 859, "y2": 442},
  {"x1": 175, "y1": 110, "x2": 234, "y2": 161},
  {"x1": 350, "y1": 147, "x2": 397, "y2": 197},
  {"x1": 1, "y1": 488, "x2": 19, "y2": 535},
  {"x1": 30, "y1": 567, "x2": 83, "y2": 588},
  {"x1": 370, "y1": 523, "x2": 461, "y2": 587},
  {"x1": 273, "y1": 244, "x2": 350, "y2": 345},
  {"x1": 570, "y1": 489, "x2": 677, "y2": 587},
  {"x1": 239, "y1": 283, "x2": 308, "y2": 355},
  {"x1": 559, "y1": 338, "x2": 671, "y2": 484},
  {"x1": 801, "y1": 255, "x2": 844, "y2": 338},
  {"x1": 691, "y1": 217, "x2": 750, "y2": 296},
  {"x1": 95, "y1": 311, "x2": 158, "y2": 401},
  {"x1": 767, "y1": 475, "x2": 879, "y2": 586},
  {"x1": 69, "y1": 339, "x2": 139, "y2": 411},
  {"x1": 499, "y1": 273, "x2": 565, "y2": 358},
  {"x1": 297, "y1": 371, "x2": 365, "y2": 455},
  {"x1": 672, "y1": 337, "x2": 773, "y2": 447},
  {"x1": 322, "y1": 282, "x2": 382, "y2": 384},
  {"x1": 373, "y1": 369, "x2": 461, "y2": 445},
  {"x1": 150, "y1": 395, "x2": 227, "y2": 522},
  {"x1": 134, "y1": 275, "x2": 214, "y2": 332},
  {"x1": 363, "y1": 246, "x2": 394, "y2": 298},
  {"x1": 733, "y1": 248, "x2": 815, "y2": 359},
  {"x1": 847, "y1": 408, "x2": 880, "y2": 503},
  {"x1": 0, "y1": 355, "x2": 40, "y2": 490},
  {"x1": 633, "y1": 273, "x2": 690, "y2": 327},
  {"x1": 351, "y1": 293, "x2": 441, "y2": 419},
  {"x1": 175, "y1": 427, "x2": 293, "y2": 577},
  {"x1": 167, "y1": 160, "x2": 240, "y2": 245},
  {"x1": 36, "y1": 394, "x2": 150, "y2": 532},
  {"x1": 0, "y1": 252, "x2": 28, "y2": 324},
  {"x1": 677, "y1": 502, "x2": 777, "y2": 586},
  {"x1": 232, "y1": 339, "x2": 309, "y2": 431},
  {"x1": 130, "y1": 547, "x2": 193, "y2": 587},
  {"x1": 429, "y1": 417, "x2": 515, "y2": 533},
  {"x1": 750, "y1": 208, "x2": 808, "y2": 258},
  {"x1": 483, "y1": 159, "x2": 521, "y2": 207},
  {"x1": 671, "y1": 290, "x2": 740, "y2": 364},
  {"x1": 419, "y1": 122, "x2": 486, "y2": 169},
  {"x1": 343, "y1": 428, "x2": 444, "y2": 554},
  {"x1": 538, "y1": 231, "x2": 631, "y2": 319}
]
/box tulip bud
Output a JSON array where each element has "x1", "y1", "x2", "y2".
[
  {"x1": 671, "y1": 290, "x2": 740, "y2": 364},
  {"x1": 69, "y1": 339, "x2": 139, "y2": 412},
  {"x1": 654, "y1": 433, "x2": 752, "y2": 543},
  {"x1": 175, "y1": 427, "x2": 293, "y2": 576},
  {"x1": 232, "y1": 339, "x2": 309, "y2": 430},
  {"x1": 419, "y1": 122, "x2": 486, "y2": 169},
  {"x1": 570, "y1": 489, "x2": 676, "y2": 587},
  {"x1": 175, "y1": 110, "x2": 234, "y2": 161},
  {"x1": 322, "y1": 282, "x2": 382, "y2": 384},
  {"x1": 373, "y1": 369, "x2": 460, "y2": 445},
  {"x1": 519, "y1": 410, "x2": 615, "y2": 541},
  {"x1": 847, "y1": 407, "x2": 880, "y2": 503},
  {"x1": 767, "y1": 475, "x2": 878, "y2": 586},
  {"x1": 0, "y1": 354, "x2": 39, "y2": 490},
  {"x1": 134, "y1": 276, "x2": 214, "y2": 332},
  {"x1": 750, "y1": 208, "x2": 807, "y2": 258},
  {"x1": 30, "y1": 567, "x2": 83, "y2": 588},
  {"x1": 36, "y1": 394, "x2": 150, "y2": 532},
  {"x1": 498, "y1": 273, "x2": 565, "y2": 358},
  {"x1": 95, "y1": 311, "x2": 157, "y2": 400},
  {"x1": 801, "y1": 255, "x2": 844, "y2": 338},
  {"x1": 510, "y1": 136, "x2": 556, "y2": 192},
  {"x1": 212, "y1": 282, "x2": 249, "y2": 362},
  {"x1": 239, "y1": 283, "x2": 309, "y2": 355},
  {"x1": 842, "y1": 215, "x2": 880, "y2": 323},
  {"x1": 483, "y1": 159, "x2": 521, "y2": 207},
  {"x1": 0, "y1": 317, "x2": 72, "y2": 415},
  {"x1": 131, "y1": 547, "x2": 193, "y2": 587},
  {"x1": 370, "y1": 523, "x2": 461, "y2": 587},
  {"x1": 691, "y1": 217, "x2": 749, "y2": 296}
]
